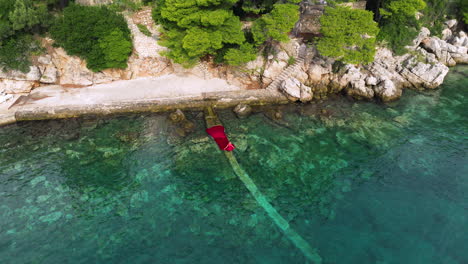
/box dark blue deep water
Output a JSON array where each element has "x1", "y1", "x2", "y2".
[{"x1": 0, "y1": 67, "x2": 467, "y2": 264}]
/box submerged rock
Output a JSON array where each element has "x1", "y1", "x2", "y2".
[
  {"x1": 233, "y1": 103, "x2": 253, "y2": 119},
  {"x1": 169, "y1": 109, "x2": 186, "y2": 123}
]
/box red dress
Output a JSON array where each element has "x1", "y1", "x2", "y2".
[{"x1": 206, "y1": 125, "x2": 236, "y2": 151}]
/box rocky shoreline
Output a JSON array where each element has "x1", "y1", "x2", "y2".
[{"x1": 1, "y1": 5, "x2": 467, "y2": 127}]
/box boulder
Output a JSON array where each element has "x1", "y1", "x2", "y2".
[
  {"x1": 280, "y1": 78, "x2": 302, "y2": 101},
  {"x1": 408, "y1": 27, "x2": 431, "y2": 49},
  {"x1": 278, "y1": 38, "x2": 302, "y2": 57},
  {"x1": 399, "y1": 58, "x2": 449, "y2": 89},
  {"x1": 374, "y1": 78, "x2": 402, "y2": 102},
  {"x1": 291, "y1": 68, "x2": 309, "y2": 83},
  {"x1": 233, "y1": 103, "x2": 253, "y2": 118},
  {"x1": 307, "y1": 63, "x2": 331, "y2": 83},
  {"x1": 263, "y1": 60, "x2": 287, "y2": 84},
  {"x1": 169, "y1": 109, "x2": 186, "y2": 123},
  {"x1": 338, "y1": 64, "x2": 363, "y2": 88},
  {"x1": 365, "y1": 76, "x2": 378, "y2": 86},
  {"x1": 441, "y1": 28, "x2": 453, "y2": 41},
  {"x1": 346, "y1": 79, "x2": 374, "y2": 100},
  {"x1": 0, "y1": 66, "x2": 41, "y2": 81},
  {"x1": 0, "y1": 79, "x2": 35, "y2": 94},
  {"x1": 445, "y1": 19, "x2": 457, "y2": 29},
  {"x1": 300, "y1": 84, "x2": 313, "y2": 102},
  {"x1": 421, "y1": 37, "x2": 459, "y2": 66}
]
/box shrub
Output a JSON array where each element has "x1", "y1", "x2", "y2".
[
  {"x1": 251, "y1": 3, "x2": 300, "y2": 45},
  {"x1": 419, "y1": 0, "x2": 450, "y2": 36},
  {"x1": 50, "y1": 4, "x2": 133, "y2": 72},
  {"x1": 98, "y1": 28, "x2": 133, "y2": 69},
  {"x1": 460, "y1": 0, "x2": 468, "y2": 24},
  {"x1": 0, "y1": 34, "x2": 35, "y2": 72},
  {"x1": 137, "y1": 24, "x2": 152, "y2": 37},
  {"x1": 317, "y1": 6, "x2": 379, "y2": 64},
  {"x1": 224, "y1": 43, "x2": 257, "y2": 66}
]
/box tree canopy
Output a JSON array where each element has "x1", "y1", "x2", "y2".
[
  {"x1": 0, "y1": 0, "x2": 52, "y2": 71},
  {"x1": 153, "y1": 0, "x2": 246, "y2": 67},
  {"x1": 377, "y1": 0, "x2": 427, "y2": 54},
  {"x1": 153, "y1": 0, "x2": 301, "y2": 67},
  {"x1": 317, "y1": 6, "x2": 379, "y2": 65},
  {"x1": 251, "y1": 3, "x2": 300, "y2": 45},
  {"x1": 50, "y1": 4, "x2": 133, "y2": 72}
]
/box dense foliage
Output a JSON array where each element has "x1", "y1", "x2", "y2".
[
  {"x1": 376, "y1": 0, "x2": 426, "y2": 55},
  {"x1": 50, "y1": 4, "x2": 132, "y2": 72},
  {"x1": 251, "y1": 3, "x2": 300, "y2": 45},
  {"x1": 0, "y1": 0, "x2": 52, "y2": 71},
  {"x1": 317, "y1": 6, "x2": 379, "y2": 64},
  {"x1": 420, "y1": 0, "x2": 451, "y2": 36},
  {"x1": 152, "y1": 0, "x2": 300, "y2": 67},
  {"x1": 460, "y1": 0, "x2": 468, "y2": 24},
  {"x1": 223, "y1": 43, "x2": 257, "y2": 66},
  {"x1": 152, "y1": 0, "x2": 245, "y2": 67}
]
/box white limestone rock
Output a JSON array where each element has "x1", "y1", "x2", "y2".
[
  {"x1": 51, "y1": 47, "x2": 94, "y2": 86},
  {"x1": 366, "y1": 76, "x2": 378, "y2": 86},
  {"x1": 0, "y1": 79, "x2": 35, "y2": 94},
  {"x1": 445, "y1": 19, "x2": 457, "y2": 29},
  {"x1": 399, "y1": 58, "x2": 449, "y2": 89},
  {"x1": 374, "y1": 78, "x2": 402, "y2": 102},
  {"x1": 0, "y1": 66, "x2": 41, "y2": 81},
  {"x1": 441, "y1": 28, "x2": 453, "y2": 41},
  {"x1": 280, "y1": 77, "x2": 302, "y2": 101},
  {"x1": 346, "y1": 79, "x2": 374, "y2": 100},
  {"x1": 300, "y1": 84, "x2": 313, "y2": 102}
]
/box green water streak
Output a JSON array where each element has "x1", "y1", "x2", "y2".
[
  {"x1": 206, "y1": 106, "x2": 321, "y2": 263},
  {"x1": 226, "y1": 152, "x2": 322, "y2": 264}
]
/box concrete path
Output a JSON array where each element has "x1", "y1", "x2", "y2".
[{"x1": 0, "y1": 74, "x2": 288, "y2": 126}]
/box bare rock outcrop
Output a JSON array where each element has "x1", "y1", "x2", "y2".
[
  {"x1": 280, "y1": 77, "x2": 313, "y2": 102},
  {"x1": 0, "y1": 66, "x2": 41, "y2": 81},
  {"x1": 398, "y1": 58, "x2": 449, "y2": 89},
  {"x1": 0, "y1": 80, "x2": 35, "y2": 94},
  {"x1": 374, "y1": 78, "x2": 402, "y2": 102}
]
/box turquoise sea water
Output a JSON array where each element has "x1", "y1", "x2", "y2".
[{"x1": 0, "y1": 67, "x2": 467, "y2": 264}]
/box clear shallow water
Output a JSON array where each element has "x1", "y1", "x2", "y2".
[{"x1": 0, "y1": 67, "x2": 467, "y2": 264}]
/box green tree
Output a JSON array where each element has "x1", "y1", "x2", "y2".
[
  {"x1": 460, "y1": 0, "x2": 468, "y2": 24},
  {"x1": 50, "y1": 4, "x2": 133, "y2": 72},
  {"x1": 153, "y1": 0, "x2": 246, "y2": 67},
  {"x1": 0, "y1": 0, "x2": 52, "y2": 71},
  {"x1": 223, "y1": 43, "x2": 257, "y2": 66},
  {"x1": 317, "y1": 6, "x2": 379, "y2": 65},
  {"x1": 251, "y1": 3, "x2": 300, "y2": 45},
  {"x1": 377, "y1": 0, "x2": 426, "y2": 55}
]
